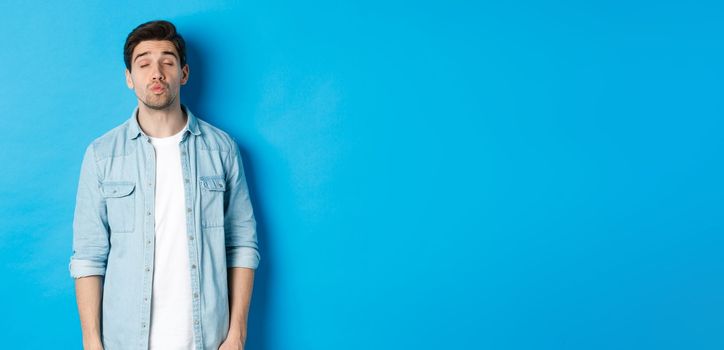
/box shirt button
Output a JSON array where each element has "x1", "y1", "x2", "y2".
[
  {"x1": 193, "y1": 293, "x2": 198, "y2": 298},
  {"x1": 142, "y1": 323, "x2": 146, "y2": 328},
  {"x1": 191, "y1": 264, "x2": 196, "y2": 269},
  {"x1": 187, "y1": 208, "x2": 192, "y2": 213},
  {"x1": 184, "y1": 178, "x2": 189, "y2": 183},
  {"x1": 147, "y1": 211, "x2": 151, "y2": 216},
  {"x1": 146, "y1": 240, "x2": 151, "y2": 245},
  {"x1": 144, "y1": 297, "x2": 148, "y2": 302},
  {"x1": 145, "y1": 267, "x2": 150, "y2": 272},
  {"x1": 194, "y1": 320, "x2": 199, "y2": 325},
  {"x1": 189, "y1": 235, "x2": 194, "y2": 240}
]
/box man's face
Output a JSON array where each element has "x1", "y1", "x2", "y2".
[{"x1": 125, "y1": 40, "x2": 189, "y2": 111}]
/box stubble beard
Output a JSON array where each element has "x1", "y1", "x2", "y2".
[{"x1": 140, "y1": 89, "x2": 177, "y2": 111}]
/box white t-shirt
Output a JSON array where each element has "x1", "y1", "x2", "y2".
[{"x1": 148, "y1": 121, "x2": 196, "y2": 350}]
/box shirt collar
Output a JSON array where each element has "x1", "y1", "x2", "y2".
[{"x1": 127, "y1": 104, "x2": 201, "y2": 140}]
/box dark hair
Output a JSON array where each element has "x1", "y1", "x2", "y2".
[{"x1": 124, "y1": 20, "x2": 186, "y2": 71}]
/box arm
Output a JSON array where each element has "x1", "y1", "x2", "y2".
[
  {"x1": 69, "y1": 144, "x2": 110, "y2": 349},
  {"x1": 220, "y1": 139, "x2": 260, "y2": 349},
  {"x1": 226, "y1": 267, "x2": 255, "y2": 345},
  {"x1": 75, "y1": 276, "x2": 104, "y2": 350}
]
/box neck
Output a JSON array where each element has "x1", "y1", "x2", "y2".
[{"x1": 136, "y1": 101, "x2": 187, "y2": 138}]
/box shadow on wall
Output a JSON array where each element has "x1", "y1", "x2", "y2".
[{"x1": 183, "y1": 34, "x2": 273, "y2": 350}]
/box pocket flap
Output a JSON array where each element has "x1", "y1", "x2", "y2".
[
  {"x1": 101, "y1": 182, "x2": 136, "y2": 198},
  {"x1": 199, "y1": 176, "x2": 226, "y2": 191}
]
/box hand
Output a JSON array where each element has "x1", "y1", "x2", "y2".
[{"x1": 218, "y1": 336, "x2": 244, "y2": 350}]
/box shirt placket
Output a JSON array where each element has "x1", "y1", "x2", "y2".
[
  {"x1": 140, "y1": 136, "x2": 156, "y2": 349},
  {"x1": 180, "y1": 133, "x2": 204, "y2": 349}
]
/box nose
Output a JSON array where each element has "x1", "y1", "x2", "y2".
[{"x1": 151, "y1": 64, "x2": 165, "y2": 81}]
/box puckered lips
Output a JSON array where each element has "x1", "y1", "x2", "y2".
[{"x1": 149, "y1": 83, "x2": 166, "y2": 94}]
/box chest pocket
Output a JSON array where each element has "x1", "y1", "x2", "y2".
[
  {"x1": 101, "y1": 181, "x2": 136, "y2": 233},
  {"x1": 199, "y1": 176, "x2": 226, "y2": 228}
]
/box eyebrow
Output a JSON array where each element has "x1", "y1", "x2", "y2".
[{"x1": 133, "y1": 50, "x2": 179, "y2": 63}]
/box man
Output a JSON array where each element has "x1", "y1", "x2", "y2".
[{"x1": 69, "y1": 20, "x2": 260, "y2": 350}]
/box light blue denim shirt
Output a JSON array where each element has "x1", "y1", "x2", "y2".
[{"x1": 69, "y1": 105, "x2": 260, "y2": 350}]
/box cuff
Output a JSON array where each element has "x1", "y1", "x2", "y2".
[
  {"x1": 226, "y1": 246, "x2": 260, "y2": 269},
  {"x1": 69, "y1": 258, "x2": 107, "y2": 279}
]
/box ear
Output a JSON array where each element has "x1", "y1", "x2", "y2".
[
  {"x1": 125, "y1": 69, "x2": 134, "y2": 89},
  {"x1": 180, "y1": 64, "x2": 190, "y2": 85}
]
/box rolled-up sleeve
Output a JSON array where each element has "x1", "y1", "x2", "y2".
[
  {"x1": 224, "y1": 139, "x2": 260, "y2": 269},
  {"x1": 69, "y1": 143, "x2": 110, "y2": 278}
]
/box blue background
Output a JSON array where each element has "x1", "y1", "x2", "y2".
[{"x1": 1, "y1": 1, "x2": 722, "y2": 349}]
